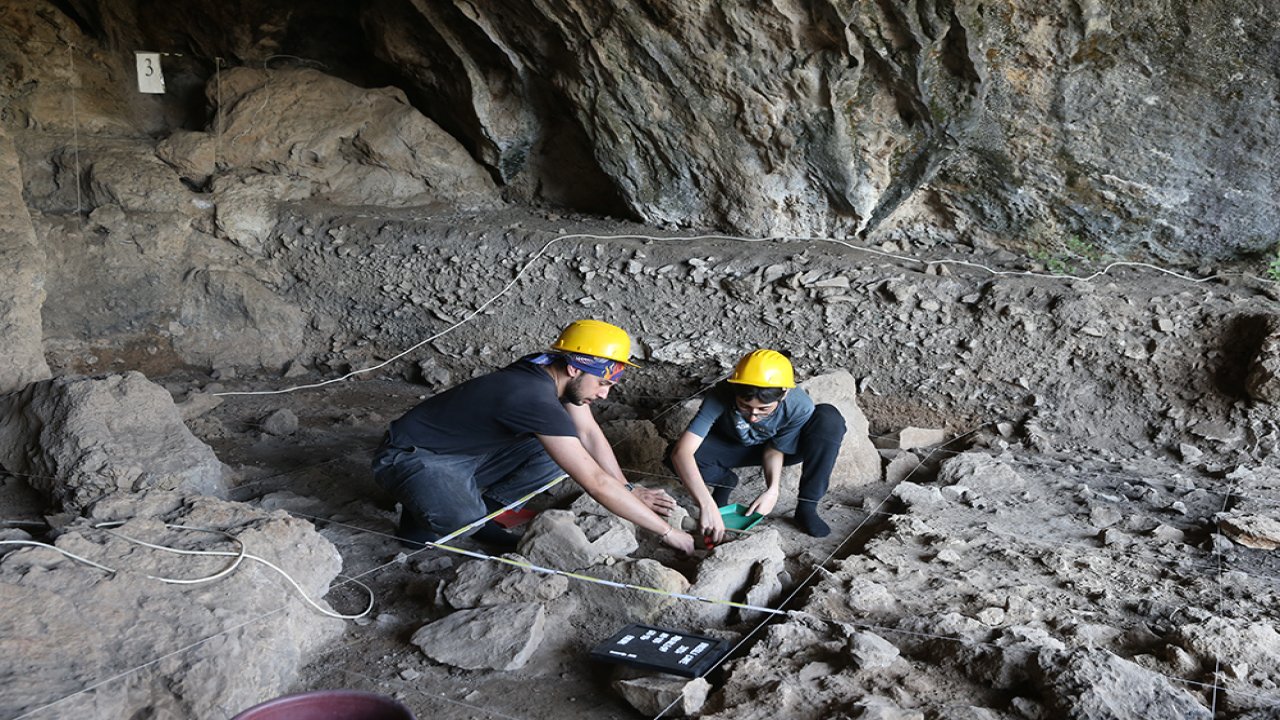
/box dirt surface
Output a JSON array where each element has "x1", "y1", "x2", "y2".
[{"x1": 128, "y1": 209, "x2": 1280, "y2": 719}]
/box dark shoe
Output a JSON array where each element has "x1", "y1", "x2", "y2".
[{"x1": 794, "y1": 503, "x2": 830, "y2": 538}]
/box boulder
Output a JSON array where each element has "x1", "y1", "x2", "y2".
[
  {"x1": 0, "y1": 492, "x2": 345, "y2": 720},
  {"x1": 668, "y1": 527, "x2": 785, "y2": 627},
  {"x1": 938, "y1": 453, "x2": 1028, "y2": 498},
  {"x1": 613, "y1": 675, "x2": 711, "y2": 717},
  {"x1": 0, "y1": 372, "x2": 225, "y2": 512},
  {"x1": 1217, "y1": 513, "x2": 1280, "y2": 550},
  {"x1": 517, "y1": 509, "x2": 637, "y2": 571},
  {"x1": 800, "y1": 371, "x2": 881, "y2": 488},
  {"x1": 442, "y1": 558, "x2": 569, "y2": 608},
  {"x1": 1246, "y1": 316, "x2": 1280, "y2": 404},
  {"x1": 411, "y1": 602, "x2": 546, "y2": 671},
  {"x1": 1032, "y1": 648, "x2": 1212, "y2": 720},
  {"x1": 172, "y1": 268, "x2": 306, "y2": 370},
  {"x1": 569, "y1": 558, "x2": 690, "y2": 626},
  {"x1": 212, "y1": 68, "x2": 501, "y2": 209},
  {"x1": 0, "y1": 127, "x2": 51, "y2": 393}
]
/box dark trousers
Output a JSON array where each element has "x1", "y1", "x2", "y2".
[
  {"x1": 684, "y1": 404, "x2": 846, "y2": 506},
  {"x1": 371, "y1": 436, "x2": 561, "y2": 542}
]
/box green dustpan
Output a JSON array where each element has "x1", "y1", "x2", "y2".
[{"x1": 719, "y1": 504, "x2": 764, "y2": 531}]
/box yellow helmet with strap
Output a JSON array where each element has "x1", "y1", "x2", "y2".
[
  {"x1": 727, "y1": 349, "x2": 794, "y2": 388},
  {"x1": 550, "y1": 319, "x2": 639, "y2": 366}
]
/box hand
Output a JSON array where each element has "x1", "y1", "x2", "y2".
[
  {"x1": 661, "y1": 527, "x2": 695, "y2": 554},
  {"x1": 699, "y1": 508, "x2": 727, "y2": 544},
  {"x1": 632, "y1": 485, "x2": 677, "y2": 517},
  {"x1": 747, "y1": 486, "x2": 780, "y2": 517}
]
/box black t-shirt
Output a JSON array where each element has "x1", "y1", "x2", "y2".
[{"x1": 386, "y1": 358, "x2": 579, "y2": 455}]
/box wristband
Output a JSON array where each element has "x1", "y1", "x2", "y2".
[
  {"x1": 659, "y1": 526, "x2": 672, "y2": 539},
  {"x1": 625, "y1": 482, "x2": 636, "y2": 492}
]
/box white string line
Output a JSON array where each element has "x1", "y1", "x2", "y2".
[
  {"x1": 650, "y1": 425, "x2": 985, "y2": 719},
  {"x1": 341, "y1": 669, "x2": 528, "y2": 720},
  {"x1": 67, "y1": 42, "x2": 82, "y2": 218}
]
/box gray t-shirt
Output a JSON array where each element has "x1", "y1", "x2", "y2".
[{"x1": 685, "y1": 386, "x2": 815, "y2": 454}]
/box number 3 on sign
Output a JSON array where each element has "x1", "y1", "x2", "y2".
[{"x1": 135, "y1": 52, "x2": 165, "y2": 94}]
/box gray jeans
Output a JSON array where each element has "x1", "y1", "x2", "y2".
[{"x1": 371, "y1": 436, "x2": 561, "y2": 542}]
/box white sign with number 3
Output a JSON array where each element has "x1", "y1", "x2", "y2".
[{"x1": 135, "y1": 52, "x2": 165, "y2": 94}]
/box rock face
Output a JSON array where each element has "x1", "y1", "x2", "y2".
[
  {"x1": 367, "y1": 0, "x2": 1280, "y2": 258},
  {"x1": 1246, "y1": 316, "x2": 1280, "y2": 404},
  {"x1": 0, "y1": 372, "x2": 225, "y2": 512},
  {"x1": 800, "y1": 370, "x2": 881, "y2": 487},
  {"x1": 211, "y1": 67, "x2": 501, "y2": 210},
  {"x1": 0, "y1": 127, "x2": 51, "y2": 392},
  {"x1": 0, "y1": 492, "x2": 346, "y2": 720}
]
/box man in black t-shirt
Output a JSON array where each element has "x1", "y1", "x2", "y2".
[{"x1": 373, "y1": 320, "x2": 695, "y2": 554}]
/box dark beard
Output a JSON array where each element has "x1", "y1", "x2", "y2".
[{"x1": 563, "y1": 374, "x2": 591, "y2": 406}]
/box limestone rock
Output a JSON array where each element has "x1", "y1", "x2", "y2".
[
  {"x1": 613, "y1": 676, "x2": 711, "y2": 717},
  {"x1": 518, "y1": 509, "x2": 637, "y2": 571},
  {"x1": 893, "y1": 482, "x2": 946, "y2": 511},
  {"x1": 898, "y1": 427, "x2": 947, "y2": 450},
  {"x1": 260, "y1": 409, "x2": 299, "y2": 436},
  {"x1": 212, "y1": 68, "x2": 501, "y2": 210},
  {"x1": 173, "y1": 268, "x2": 306, "y2": 370},
  {"x1": 938, "y1": 453, "x2": 1028, "y2": 496},
  {"x1": 0, "y1": 372, "x2": 225, "y2": 512},
  {"x1": 84, "y1": 142, "x2": 196, "y2": 214},
  {"x1": 442, "y1": 558, "x2": 569, "y2": 608},
  {"x1": 0, "y1": 493, "x2": 345, "y2": 720},
  {"x1": 411, "y1": 602, "x2": 546, "y2": 671},
  {"x1": 156, "y1": 130, "x2": 217, "y2": 186},
  {"x1": 668, "y1": 527, "x2": 785, "y2": 627},
  {"x1": 0, "y1": 127, "x2": 51, "y2": 393},
  {"x1": 845, "y1": 629, "x2": 901, "y2": 670},
  {"x1": 212, "y1": 173, "x2": 310, "y2": 256},
  {"x1": 800, "y1": 371, "x2": 881, "y2": 488},
  {"x1": 569, "y1": 558, "x2": 690, "y2": 626},
  {"x1": 1217, "y1": 513, "x2": 1280, "y2": 550},
  {"x1": 1173, "y1": 618, "x2": 1280, "y2": 683},
  {"x1": 1246, "y1": 316, "x2": 1280, "y2": 403},
  {"x1": 1032, "y1": 648, "x2": 1212, "y2": 720}
]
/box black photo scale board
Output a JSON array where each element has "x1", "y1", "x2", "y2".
[{"x1": 590, "y1": 624, "x2": 732, "y2": 678}]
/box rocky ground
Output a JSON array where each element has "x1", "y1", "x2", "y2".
[{"x1": 5, "y1": 208, "x2": 1280, "y2": 719}]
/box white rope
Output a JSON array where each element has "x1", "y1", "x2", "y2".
[
  {"x1": 67, "y1": 42, "x2": 82, "y2": 217},
  {"x1": 0, "y1": 522, "x2": 372, "y2": 619}
]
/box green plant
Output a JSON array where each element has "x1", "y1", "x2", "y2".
[
  {"x1": 1030, "y1": 234, "x2": 1105, "y2": 276},
  {"x1": 1267, "y1": 246, "x2": 1280, "y2": 282}
]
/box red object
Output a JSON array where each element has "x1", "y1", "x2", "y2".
[
  {"x1": 704, "y1": 535, "x2": 716, "y2": 550},
  {"x1": 231, "y1": 690, "x2": 416, "y2": 720},
  {"x1": 492, "y1": 508, "x2": 538, "y2": 528}
]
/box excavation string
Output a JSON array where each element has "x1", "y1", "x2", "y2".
[{"x1": 67, "y1": 42, "x2": 82, "y2": 218}]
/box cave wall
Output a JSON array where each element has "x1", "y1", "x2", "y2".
[
  {"x1": 8, "y1": 0, "x2": 1277, "y2": 259},
  {"x1": 1, "y1": 0, "x2": 1278, "y2": 385},
  {"x1": 364, "y1": 0, "x2": 1280, "y2": 259}
]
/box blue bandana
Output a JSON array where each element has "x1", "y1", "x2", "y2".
[{"x1": 527, "y1": 352, "x2": 624, "y2": 381}]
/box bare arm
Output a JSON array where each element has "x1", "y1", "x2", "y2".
[
  {"x1": 670, "y1": 431, "x2": 727, "y2": 542},
  {"x1": 748, "y1": 445, "x2": 784, "y2": 516},
  {"x1": 538, "y1": 433, "x2": 693, "y2": 553},
  {"x1": 565, "y1": 402, "x2": 675, "y2": 516}
]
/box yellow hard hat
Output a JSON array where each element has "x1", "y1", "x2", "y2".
[
  {"x1": 727, "y1": 349, "x2": 795, "y2": 388},
  {"x1": 550, "y1": 319, "x2": 639, "y2": 366}
]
